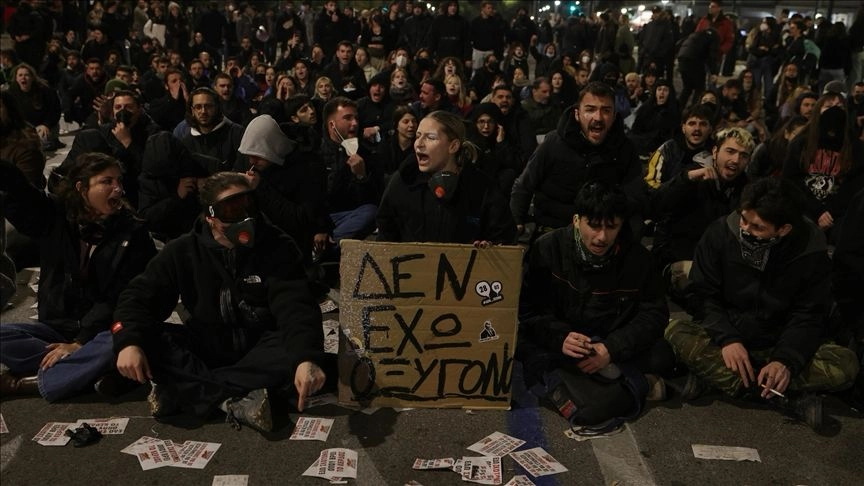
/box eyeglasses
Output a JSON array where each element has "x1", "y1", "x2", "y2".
[
  {"x1": 476, "y1": 119, "x2": 495, "y2": 126},
  {"x1": 192, "y1": 103, "x2": 216, "y2": 111}
]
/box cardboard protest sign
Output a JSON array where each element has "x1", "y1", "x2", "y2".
[{"x1": 337, "y1": 240, "x2": 523, "y2": 409}]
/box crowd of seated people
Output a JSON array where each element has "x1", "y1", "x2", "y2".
[{"x1": 1, "y1": 0, "x2": 863, "y2": 434}]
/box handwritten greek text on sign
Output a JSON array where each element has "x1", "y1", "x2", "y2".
[{"x1": 338, "y1": 241, "x2": 523, "y2": 409}]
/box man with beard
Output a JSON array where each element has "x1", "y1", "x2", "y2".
[
  {"x1": 521, "y1": 77, "x2": 561, "y2": 138},
  {"x1": 320, "y1": 97, "x2": 383, "y2": 246},
  {"x1": 649, "y1": 127, "x2": 752, "y2": 312},
  {"x1": 665, "y1": 178, "x2": 859, "y2": 430},
  {"x1": 510, "y1": 82, "x2": 642, "y2": 238},
  {"x1": 212, "y1": 72, "x2": 250, "y2": 126},
  {"x1": 179, "y1": 87, "x2": 246, "y2": 173},
  {"x1": 148, "y1": 67, "x2": 189, "y2": 131},
  {"x1": 490, "y1": 85, "x2": 536, "y2": 168},
  {"x1": 66, "y1": 58, "x2": 108, "y2": 125},
  {"x1": 645, "y1": 104, "x2": 715, "y2": 190},
  {"x1": 56, "y1": 90, "x2": 161, "y2": 208}
]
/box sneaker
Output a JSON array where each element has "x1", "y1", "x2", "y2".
[
  {"x1": 94, "y1": 371, "x2": 140, "y2": 397},
  {"x1": 225, "y1": 388, "x2": 272, "y2": 433},
  {"x1": 790, "y1": 394, "x2": 823, "y2": 431},
  {"x1": 645, "y1": 374, "x2": 667, "y2": 402},
  {"x1": 147, "y1": 381, "x2": 180, "y2": 418},
  {"x1": 681, "y1": 372, "x2": 709, "y2": 401}
]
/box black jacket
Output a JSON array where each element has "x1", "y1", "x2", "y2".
[
  {"x1": 426, "y1": 13, "x2": 470, "y2": 60},
  {"x1": 677, "y1": 27, "x2": 720, "y2": 76},
  {"x1": 58, "y1": 117, "x2": 162, "y2": 208},
  {"x1": 650, "y1": 170, "x2": 748, "y2": 266},
  {"x1": 1, "y1": 160, "x2": 155, "y2": 344},
  {"x1": 137, "y1": 132, "x2": 208, "y2": 240},
  {"x1": 377, "y1": 162, "x2": 516, "y2": 245},
  {"x1": 519, "y1": 224, "x2": 668, "y2": 364},
  {"x1": 252, "y1": 124, "x2": 333, "y2": 261},
  {"x1": 691, "y1": 213, "x2": 831, "y2": 375},
  {"x1": 510, "y1": 107, "x2": 642, "y2": 227},
  {"x1": 180, "y1": 116, "x2": 246, "y2": 173},
  {"x1": 320, "y1": 137, "x2": 383, "y2": 213},
  {"x1": 113, "y1": 216, "x2": 324, "y2": 368}
]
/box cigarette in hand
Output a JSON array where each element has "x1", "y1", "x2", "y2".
[{"x1": 760, "y1": 383, "x2": 785, "y2": 398}]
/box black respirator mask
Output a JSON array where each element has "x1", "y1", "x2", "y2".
[
  {"x1": 428, "y1": 171, "x2": 459, "y2": 202},
  {"x1": 209, "y1": 190, "x2": 258, "y2": 247}
]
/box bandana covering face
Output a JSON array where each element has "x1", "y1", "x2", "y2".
[
  {"x1": 738, "y1": 228, "x2": 779, "y2": 271},
  {"x1": 573, "y1": 222, "x2": 614, "y2": 270}
]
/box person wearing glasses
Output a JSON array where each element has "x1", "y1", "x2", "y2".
[{"x1": 112, "y1": 172, "x2": 327, "y2": 433}]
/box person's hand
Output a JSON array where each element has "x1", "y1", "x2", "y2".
[
  {"x1": 112, "y1": 121, "x2": 133, "y2": 147},
  {"x1": 177, "y1": 176, "x2": 198, "y2": 199},
  {"x1": 709, "y1": 74, "x2": 718, "y2": 85},
  {"x1": 41, "y1": 342, "x2": 82, "y2": 370},
  {"x1": 313, "y1": 232, "x2": 331, "y2": 253},
  {"x1": 92, "y1": 95, "x2": 106, "y2": 112},
  {"x1": 757, "y1": 361, "x2": 791, "y2": 399},
  {"x1": 496, "y1": 125, "x2": 505, "y2": 143},
  {"x1": 516, "y1": 224, "x2": 524, "y2": 235},
  {"x1": 473, "y1": 240, "x2": 492, "y2": 249},
  {"x1": 561, "y1": 332, "x2": 594, "y2": 359},
  {"x1": 577, "y1": 342, "x2": 611, "y2": 374},
  {"x1": 363, "y1": 126, "x2": 379, "y2": 140},
  {"x1": 244, "y1": 168, "x2": 261, "y2": 189},
  {"x1": 817, "y1": 211, "x2": 833, "y2": 230},
  {"x1": 180, "y1": 81, "x2": 189, "y2": 101},
  {"x1": 687, "y1": 166, "x2": 718, "y2": 181},
  {"x1": 294, "y1": 361, "x2": 326, "y2": 412},
  {"x1": 116, "y1": 345, "x2": 152, "y2": 383},
  {"x1": 346, "y1": 153, "x2": 367, "y2": 178},
  {"x1": 35, "y1": 124, "x2": 50, "y2": 140},
  {"x1": 721, "y1": 342, "x2": 755, "y2": 387}
]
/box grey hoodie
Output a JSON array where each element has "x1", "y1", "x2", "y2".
[{"x1": 238, "y1": 115, "x2": 295, "y2": 165}]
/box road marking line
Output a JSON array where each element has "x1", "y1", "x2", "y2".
[{"x1": 591, "y1": 424, "x2": 657, "y2": 486}]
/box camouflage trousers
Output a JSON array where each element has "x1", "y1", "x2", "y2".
[{"x1": 665, "y1": 319, "x2": 860, "y2": 396}]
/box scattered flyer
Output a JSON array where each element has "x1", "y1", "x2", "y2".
[
  {"x1": 467, "y1": 431, "x2": 526, "y2": 457},
  {"x1": 412, "y1": 458, "x2": 455, "y2": 470},
  {"x1": 323, "y1": 319, "x2": 340, "y2": 353},
  {"x1": 509, "y1": 447, "x2": 568, "y2": 478},
  {"x1": 403, "y1": 482, "x2": 424, "y2": 486},
  {"x1": 212, "y1": 475, "x2": 249, "y2": 486},
  {"x1": 32, "y1": 422, "x2": 73, "y2": 446},
  {"x1": 302, "y1": 448, "x2": 359, "y2": 481},
  {"x1": 692, "y1": 444, "x2": 761, "y2": 462},
  {"x1": 121, "y1": 436, "x2": 163, "y2": 455},
  {"x1": 290, "y1": 417, "x2": 335, "y2": 441},
  {"x1": 73, "y1": 417, "x2": 129, "y2": 435},
  {"x1": 564, "y1": 426, "x2": 623, "y2": 442},
  {"x1": 452, "y1": 458, "x2": 464, "y2": 475},
  {"x1": 504, "y1": 476, "x2": 536, "y2": 486},
  {"x1": 460, "y1": 456, "x2": 502, "y2": 485},
  {"x1": 0, "y1": 413, "x2": 7, "y2": 434},
  {"x1": 175, "y1": 440, "x2": 221, "y2": 469},
  {"x1": 133, "y1": 439, "x2": 182, "y2": 470}
]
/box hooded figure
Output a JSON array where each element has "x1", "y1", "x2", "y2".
[{"x1": 239, "y1": 116, "x2": 331, "y2": 264}]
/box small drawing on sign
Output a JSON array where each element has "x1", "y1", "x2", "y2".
[
  {"x1": 475, "y1": 280, "x2": 503, "y2": 306},
  {"x1": 479, "y1": 321, "x2": 499, "y2": 343}
]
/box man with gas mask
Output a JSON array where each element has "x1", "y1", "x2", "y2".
[
  {"x1": 319, "y1": 97, "x2": 383, "y2": 248},
  {"x1": 665, "y1": 178, "x2": 860, "y2": 431},
  {"x1": 55, "y1": 90, "x2": 161, "y2": 208},
  {"x1": 112, "y1": 172, "x2": 328, "y2": 433},
  {"x1": 782, "y1": 92, "x2": 864, "y2": 241}
]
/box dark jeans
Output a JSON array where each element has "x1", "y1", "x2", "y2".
[{"x1": 678, "y1": 58, "x2": 707, "y2": 108}]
